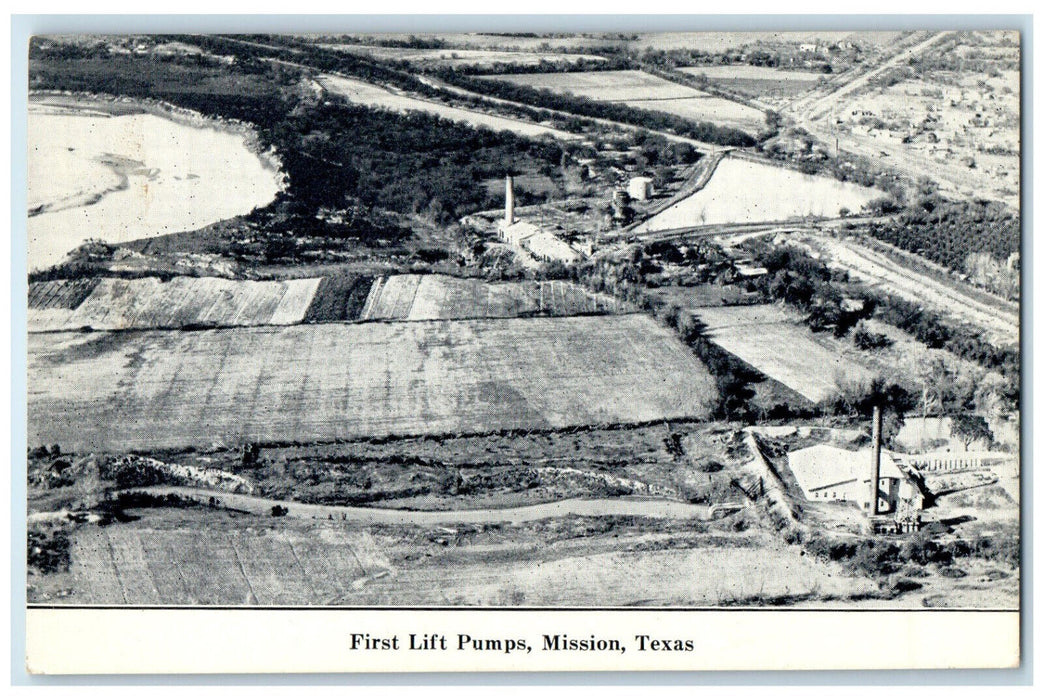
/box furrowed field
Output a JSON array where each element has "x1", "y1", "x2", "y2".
[
  {"x1": 28, "y1": 314, "x2": 717, "y2": 452},
  {"x1": 693, "y1": 304, "x2": 875, "y2": 403},
  {"x1": 361, "y1": 274, "x2": 627, "y2": 321},
  {"x1": 678, "y1": 65, "x2": 822, "y2": 107},
  {"x1": 29, "y1": 276, "x2": 322, "y2": 332},
  {"x1": 45, "y1": 508, "x2": 878, "y2": 606},
  {"x1": 28, "y1": 273, "x2": 627, "y2": 332},
  {"x1": 485, "y1": 70, "x2": 767, "y2": 133}
]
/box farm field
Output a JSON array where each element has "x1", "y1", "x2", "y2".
[
  {"x1": 692, "y1": 304, "x2": 875, "y2": 403},
  {"x1": 62, "y1": 515, "x2": 385, "y2": 605},
  {"x1": 633, "y1": 156, "x2": 884, "y2": 232},
  {"x1": 27, "y1": 274, "x2": 630, "y2": 332},
  {"x1": 355, "y1": 537, "x2": 876, "y2": 606},
  {"x1": 489, "y1": 70, "x2": 703, "y2": 101},
  {"x1": 28, "y1": 95, "x2": 283, "y2": 271},
  {"x1": 485, "y1": 69, "x2": 766, "y2": 132},
  {"x1": 43, "y1": 509, "x2": 876, "y2": 606},
  {"x1": 317, "y1": 44, "x2": 608, "y2": 68},
  {"x1": 28, "y1": 314, "x2": 717, "y2": 453},
  {"x1": 316, "y1": 73, "x2": 578, "y2": 140},
  {"x1": 361, "y1": 274, "x2": 627, "y2": 321},
  {"x1": 28, "y1": 276, "x2": 322, "y2": 332},
  {"x1": 678, "y1": 65, "x2": 821, "y2": 106}
]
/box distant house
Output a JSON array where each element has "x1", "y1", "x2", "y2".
[
  {"x1": 628, "y1": 176, "x2": 655, "y2": 201},
  {"x1": 787, "y1": 444, "x2": 923, "y2": 514},
  {"x1": 734, "y1": 263, "x2": 769, "y2": 279}
]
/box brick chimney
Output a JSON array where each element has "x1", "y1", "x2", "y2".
[{"x1": 869, "y1": 404, "x2": 882, "y2": 515}]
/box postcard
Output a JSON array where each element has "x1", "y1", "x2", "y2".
[{"x1": 22, "y1": 24, "x2": 1022, "y2": 674}]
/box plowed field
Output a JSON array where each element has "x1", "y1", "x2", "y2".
[
  {"x1": 28, "y1": 276, "x2": 322, "y2": 332},
  {"x1": 28, "y1": 315, "x2": 717, "y2": 452},
  {"x1": 361, "y1": 274, "x2": 626, "y2": 321}
]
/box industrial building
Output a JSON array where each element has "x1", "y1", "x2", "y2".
[
  {"x1": 904, "y1": 450, "x2": 1014, "y2": 473},
  {"x1": 787, "y1": 444, "x2": 924, "y2": 515},
  {"x1": 497, "y1": 175, "x2": 585, "y2": 264}
]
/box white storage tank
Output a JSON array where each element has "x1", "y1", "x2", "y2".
[{"x1": 628, "y1": 176, "x2": 654, "y2": 201}]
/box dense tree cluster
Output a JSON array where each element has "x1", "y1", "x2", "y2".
[{"x1": 864, "y1": 196, "x2": 1020, "y2": 282}]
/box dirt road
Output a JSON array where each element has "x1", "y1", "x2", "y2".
[
  {"x1": 131, "y1": 486, "x2": 713, "y2": 524},
  {"x1": 788, "y1": 31, "x2": 954, "y2": 120}
]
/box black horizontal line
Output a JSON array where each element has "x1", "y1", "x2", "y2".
[{"x1": 27, "y1": 605, "x2": 1019, "y2": 613}]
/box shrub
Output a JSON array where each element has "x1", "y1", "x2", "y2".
[
  {"x1": 852, "y1": 322, "x2": 892, "y2": 350},
  {"x1": 891, "y1": 578, "x2": 923, "y2": 593},
  {"x1": 27, "y1": 525, "x2": 72, "y2": 574}
]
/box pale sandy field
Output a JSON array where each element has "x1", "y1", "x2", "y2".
[
  {"x1": 28, "y1": 276, "x2": 322, "y2": 332},
  {"x1": 692, "y1": 304, "x2": 875, "y2": 403}
]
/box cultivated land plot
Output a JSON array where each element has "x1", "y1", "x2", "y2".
[
  {"x1": 486, "y1": 70, "x2": 766, "y2": 132},
  {"x1": 27, "y1": 276, "x2": 322, "y2": 332},
  {"x1": 489, "y1": 70, "x2": 703, "y2": 101},
  {"x1": 623, "y1": 97, "x2": 766, "y2": 134},
  {"x1": 302, "y1": 274, "x2": 374, "y2": 323},
  {"x1": 357, "y1": 540, "x2": 876, "y2": 606},
  {"x1": 52, "y1": 510, "x2": 875, "y2": 606},
  {"x1": 361, "y1": 274, "x2": 627, "y2": 321},
  {"x1": 28, "y1": 315, "x2": 717, "y2": 453},
  {"x1": 317, "y1": 74, "x2": 578, "y2": 141},
  {"x1": 64, "y1": 520, "x2": 380, "y2": 605},
  {"x1": 28, "y1": 278, "x2": 99, "y2": 309},
  {"x1": 678, "y1": 65, "x2": 821, "y2": 106},
  {"x1": 692, "y1": 304, "x2": 875, "y2": 403}
]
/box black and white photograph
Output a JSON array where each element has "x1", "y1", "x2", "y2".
[{"x1": 22, "y1": 24, "x2": 1022, "y2": 631}]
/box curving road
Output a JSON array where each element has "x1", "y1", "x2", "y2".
[{"x1": 129, "y1": 486, "x2": 713, "y2": 524}]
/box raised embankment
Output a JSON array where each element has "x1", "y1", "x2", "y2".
[{"x1": 125, "y1": 486, "x2": 714, "y2": 524}]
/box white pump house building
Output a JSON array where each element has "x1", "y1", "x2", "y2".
[{"x1": 497, "y1": 175, "x2": 584, "y2": 264}]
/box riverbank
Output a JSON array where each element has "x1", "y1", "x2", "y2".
[{"x1": 27, "y1": 92, "x2": 286, "y2": 271}]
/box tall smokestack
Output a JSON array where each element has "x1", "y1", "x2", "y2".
[
  {"x1": 869, "y1": 404, "x2": 882, "y2": 515},
  {"x1": 505, "y1": 175, "x2": 515, "y2": 227}
]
